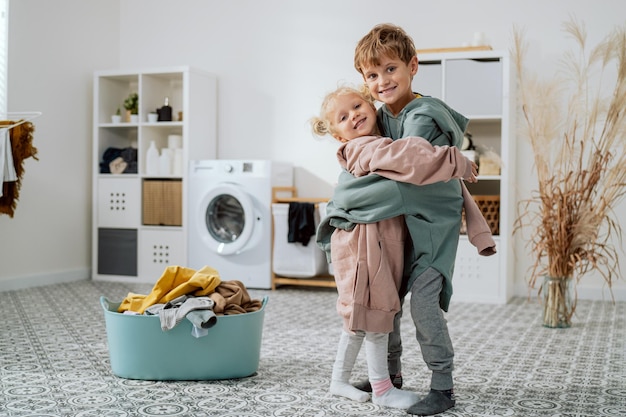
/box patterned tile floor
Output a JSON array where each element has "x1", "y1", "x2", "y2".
[{"x1": 0, "y1": 280, "x2": 624, "y2": 417}]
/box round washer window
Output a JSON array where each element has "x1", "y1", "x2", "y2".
[{"x1": 205, "y1": 194, "x2": 245, "y2": 243}]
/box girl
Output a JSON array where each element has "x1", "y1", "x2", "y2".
[{"x1": 311, "y1": 86, "x2": 494, "y2": 409}]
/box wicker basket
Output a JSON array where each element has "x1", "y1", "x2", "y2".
[
  {"x1": 142, "y1": 179, "x2": 182, "y2": 226},
  {"x1": 460, "y1": 195, "x2": 500, "y2": 236}
]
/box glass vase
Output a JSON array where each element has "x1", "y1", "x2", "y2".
[{"x1": 541, "y1": 276, "x2": 573, "y2": 328}]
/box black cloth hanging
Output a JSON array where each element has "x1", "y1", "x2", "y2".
[{"x1": 287, "y1": 202, "x2": 316, "y2": 246}]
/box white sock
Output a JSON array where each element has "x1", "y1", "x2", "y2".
[
  {"x1": 330, "y1": 380, "x2": 370, "y2": 402},
  {"x1": 330, "y1": 330, "x2": 369, "y2": 402},
  {"x1": 363, "y1": 332, "x2": 419, "y2": 409},
  {"x1": 373, "y1": 387, "x2": 420, "y2": 409},
  {"x1": 364, "y1": 332, "x2": 390, "y2": 382}
]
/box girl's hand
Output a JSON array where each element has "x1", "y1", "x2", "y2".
[{"x1": 464, "y1": 160, "x2": 479, "y2": 183}]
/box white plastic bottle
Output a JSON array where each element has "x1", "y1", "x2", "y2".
[
  {"x1": 159, "y1": 148, "x2": 172, "y2": 176},
  {"x1": 172, "y1": 148, "x2": 183, "y2": 176},
  {"x1": 146, "y1": 141, "x2": 159, "y2": 175}
]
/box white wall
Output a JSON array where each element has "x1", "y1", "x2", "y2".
[
  {"x1": 0, "y1": 0, "x2": 119, "y2": 289},
  {"x1": 0, "y1": 0, "x2": 624, "y2": 301}
]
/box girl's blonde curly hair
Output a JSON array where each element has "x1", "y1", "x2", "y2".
[{"x1": 310, "y1": 84, "x2": 375, "y2": 138}]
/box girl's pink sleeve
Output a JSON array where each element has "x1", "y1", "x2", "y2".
[
  {"x1": 461, "y1": 182, "x2": 497, "y2": 256},
  {"x1": 351, "y1": 136, "x2": 472, "y2": 185}
]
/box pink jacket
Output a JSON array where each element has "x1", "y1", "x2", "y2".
[
  {"x1": 338, "y1": 135, "x2": 496, "y2": 255},
  {"x1": 332, "y1": 135, "x2": 496, "y2": 333}
]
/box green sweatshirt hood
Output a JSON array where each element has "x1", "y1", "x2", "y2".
[{"x1": 379, "y1": 96, "x2": 468, "y2": 146}]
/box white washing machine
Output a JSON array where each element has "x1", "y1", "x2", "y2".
[{"x1": 187, "y1": 160, "x2": 293, "y2": 289}]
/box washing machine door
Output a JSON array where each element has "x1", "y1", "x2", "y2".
[{"x1": 197, "y1": 183, "x2": 256, "y2": 255}]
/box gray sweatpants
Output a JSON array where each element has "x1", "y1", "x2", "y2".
[{"x1": 387, "y1": 267, "x2": 454, "y2": 390}]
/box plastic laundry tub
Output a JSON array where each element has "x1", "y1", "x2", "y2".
[
  {"x1": 100, "y1": 295, "x2": 268, "y2": 380},
  {"x1": 272, "y1": 203, "x2": 328, "y2": 278}
]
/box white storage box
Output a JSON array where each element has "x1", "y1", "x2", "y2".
[
  {"x1": 138, "y1": 229, "x2": 185, "y2": 282},
  {"x1": 98, "y1": 177, "x2": 141, "y2": 227},
  {"x1": 272, "y1": 203, "x2": 328, "y2": 278}
]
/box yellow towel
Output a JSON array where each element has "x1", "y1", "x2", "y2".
[{"x1": 118, "y1": 265, "x2": 221, "y2": 314}]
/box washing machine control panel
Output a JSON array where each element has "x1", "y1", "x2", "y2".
[
  {"x1": 221, "y1": 161, "x2": 257, "y2": 175},
  {"x1": 190, "y1": 160, "x2": 272, "y2": 178}
]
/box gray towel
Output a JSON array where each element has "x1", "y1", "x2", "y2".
[
  {"x1": 186, "y1": 309, "x2": 217, "y2": 329},
  {"x1": 146, "y1": 296, "x2": 216, "y2": 331}
]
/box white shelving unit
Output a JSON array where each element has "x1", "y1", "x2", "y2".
[
  {"x1": 414, "y1": 49, "x2": 515, "y2": 303},
  {"x1": 92, "y1": 66, "x2": 217, "y2": 283}
]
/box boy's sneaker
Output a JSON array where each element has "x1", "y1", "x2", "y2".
[
  {"x1": 406, "y1": 388, "x2": 455, "y2": 416},
  {"x1": 353, "y1": 374, "x2": 403, "y2": 393}
]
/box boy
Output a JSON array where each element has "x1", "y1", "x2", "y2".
[
  {"x1": 312, "y1": 85, "x2": 493, "y2": 409},
  {"x1": 351, "y1": 23, "x2": 468, "y2": 416}
]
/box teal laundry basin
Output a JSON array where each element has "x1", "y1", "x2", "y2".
[{"x1": 100, "y1": 295, "x2": 267, "y2": 380}]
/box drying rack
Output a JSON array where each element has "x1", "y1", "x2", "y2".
[
  {"x1": 271, "y1": 186, "x2": 336, "y2": 290},
  {"x1": 0, "y1": 111, "x2": 42, "y2": 129}
]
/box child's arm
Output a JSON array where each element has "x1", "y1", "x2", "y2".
[
  {"x1": 461, "y1": 182, "x2": 496, "y2": 256},
  {"x1": 340, "y1": 136, "x2": 476, "y2": 185}
]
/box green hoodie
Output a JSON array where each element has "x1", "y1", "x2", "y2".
[{"x1": 317, "y1": 96, "x2": 468, "y2": 311}]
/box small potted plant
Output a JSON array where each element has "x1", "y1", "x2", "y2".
[
  {"x1": 123, "y1": 92, "x2": 139, "y2": 123},
  {"x1": 111, "y1": 107, "x2": 122, "y2": 124}
]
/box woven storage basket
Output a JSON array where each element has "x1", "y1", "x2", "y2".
[
  {"x1": 142, "y1": 179, "x2": 182, "y2": 226},
  {"x1": 461, "y1": 195, "x2": 500, "y2": 236}
]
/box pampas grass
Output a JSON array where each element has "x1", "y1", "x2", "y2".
[{"x1": 513, "y1": 19, "x2": 626, "y2": 327}]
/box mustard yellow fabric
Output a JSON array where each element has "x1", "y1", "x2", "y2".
[{"x1": 117, "y1": 265, "x2": 222, "y2": 314}]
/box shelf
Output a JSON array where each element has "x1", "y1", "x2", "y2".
[
  {"x1": 141, "y1": 225, "x2": 183, "y2": 231},
  {"x1": 98, "y1": 173, "x2": 139, "y2": 178},
  {"x1": 143, "y1": 121, "x2": 183, "y2": 127},
  {"x1": 413, "y1": 49, "x2": 514, "y2": 303},
  {"x1": 93, "y1": 66, "x2": 217, "y2": 283},
  {"x1": 142, "y1": 175, "x2": 183, "y2": 180},
  {"x1": 273, "y1": 276, "x2": 336, "y2": 289},
  {"x1": 100, "y1": 122, "x2": 137, "y2": 128},
  {"x1": 466, "y1": 115, "x2": 502, "y2": 122},
  {"x1": 416, "y1": 46, "x2": 493, "y2": 54},
  {"x1": 100, "y1": 122, "x2": 183, "y2": 128}
]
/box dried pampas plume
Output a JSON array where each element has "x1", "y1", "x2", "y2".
[{"x1": 512, "y1": 18, "x2": 626, "y2": 312}]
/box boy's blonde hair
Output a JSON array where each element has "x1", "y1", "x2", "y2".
[
  {"x1": 354, "y1": 23, "x2": 417, "y2": 75},
  {"x1": 311, "y1": 85, "x2": 375, "y2": 137}
]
